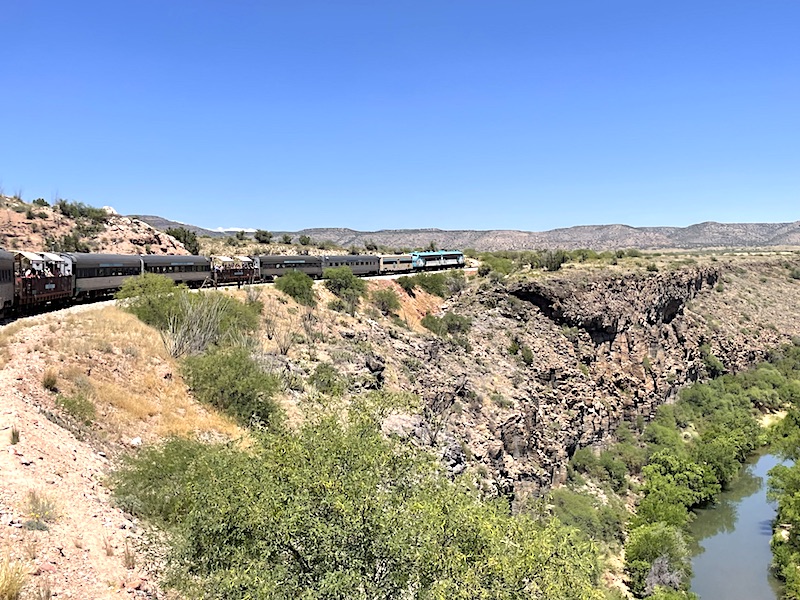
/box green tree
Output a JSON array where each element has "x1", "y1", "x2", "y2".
[
  {"x1": 281, "y1": 233, "x2": 293, "y2": 244},
  {"x1": 541, "y1": 249, "x2": 570, "y2": 271},
  {"x1": 182, "y1": 346, "x2": 280, "y2": 426},
  {"x1": 254, "y1": 229, "x2": 273, "y2": 244},
  {"x1": 625, "y1": 522, "x2": 692, "y2": 597},
  {"x1": 371, "y1": 287, "x2": 401, "y2": 316},
  {"x1": 275, "y1": 270, "x2": 316, "y2": 307},
  {"x1": 298, "y1": 234, "x2": 312, "y2": 246},
  {"x1": 165, "y1": 227, "x2": 200, "y2": 255},
  {"x1": 114, "y1": 402, "x2": 604, "y2": 599},
  {"x1": 324, "y1": 266, "x2": 366, "y2": 314},
  {"x1": 115, "y1": 273, "x2": 184, "y2": 330}
]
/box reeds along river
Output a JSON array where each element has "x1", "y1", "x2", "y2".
[{"x1": 689, "y1": 452, "x2": 784, "y2": 600}]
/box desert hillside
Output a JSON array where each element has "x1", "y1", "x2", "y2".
[
  {"x1": 1, "y1": 250, "x2": 800, "y2": 597},
  {"x1": 1, "y1": 196, "x2": 189, "y2": 255}
]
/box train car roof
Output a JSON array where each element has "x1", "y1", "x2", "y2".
[
  {"x1": 62, "y1": 253, "x2": 143, "y2": 268},
  {"x1": 411, "y1": 250, "x2": 463, "y2": 257},
  {"x1": 0, "y1": 249, "x2": 13, "y2": 266},
  {"x1": 323, "y1": 255, "x2": 380, "y2": 260},
  {"x1": 15, "y1": 251, "x2": 44, "y2": 262},
  {"x1": 258, "y1": 255, "x2": 322, "y2": 263},
  {"x1": 142, "y1": 255, "x2": 210, "y2": 266}
]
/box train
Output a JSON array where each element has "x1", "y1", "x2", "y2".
[{"x1": 0, "y1": 249, "x2": 465, "y2": 318}]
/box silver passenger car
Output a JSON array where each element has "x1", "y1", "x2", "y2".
[
  {"x1": 321, "y1": 255, "x2": 380, "y2": 276},
  {"x1": 259, "y1": 255, "x2": 323, "y2": 280},
  {"x1": 64, "y1": 253, "x2": 143, "y2": 298},
  {"x1": 141, "y1": 254, "x2": 211, "y2": 287}
]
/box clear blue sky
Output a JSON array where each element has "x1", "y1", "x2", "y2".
[{"x1": 2, "y1": 1, "x2": 798, "y2": 232}]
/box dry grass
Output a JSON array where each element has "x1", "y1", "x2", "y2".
[
  {"x1": 47, "y1": 306, "x2": 241, "y2": 441},
  {"x1": 25, "y1": 490, "x2": 58, "y2": 525},
  {"x1": 0, "y1": 552, "x2": 27, "y2": 600},
  {"x1": 0, "y1": 321, "x2": 27, "y2": 368}
]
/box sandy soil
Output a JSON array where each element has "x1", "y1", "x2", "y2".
[{"x1": 0, "y1": 305, "x2": 159, "y2": 599}]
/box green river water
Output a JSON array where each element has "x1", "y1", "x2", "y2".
[{"x1": 688, "y1": 452, "x2": 783, "y2": 599}]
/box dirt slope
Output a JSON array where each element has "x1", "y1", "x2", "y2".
[{"x1": 0, "y1": 305, "x2": 239, "y2": 599}]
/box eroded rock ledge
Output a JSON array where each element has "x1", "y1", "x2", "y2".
[{"x1": 401, "y1": 264, "x2": 795, "y2": 502}]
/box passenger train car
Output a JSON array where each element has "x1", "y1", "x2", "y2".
[{"x1": 0, "y1": 248, "x2": 464, "y2": 317}]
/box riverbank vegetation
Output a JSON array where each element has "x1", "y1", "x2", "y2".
[
  {"x1": 765, "y1": 344, "x2": 800, "y2": 598},
  {"x1": 560, "y1": 340, "x2": 800, "y2": 598}
]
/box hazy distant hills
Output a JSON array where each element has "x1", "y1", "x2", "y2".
[{"x1": 134, "y1": 215, "x2": 800, "y2": 252}]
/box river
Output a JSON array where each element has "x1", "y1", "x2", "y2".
[{"x1": 689, "y1": 452, "x2": 783, "y2": 599}]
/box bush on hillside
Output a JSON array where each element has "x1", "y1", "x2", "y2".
[
  {"x1": 397, "y1": 271, "x2": 465, "y2": 298},
  {"x1": 421, "y1": 312, "x2": 472, "y2": 337},
  {"x1": 625, "y1": 522, "x2": 692, "y2": 597},
  {"x1": 254, "y1": 229, "x2": 273, "y2": 244},
  {"x1": 113, "y1": 401, "x2": 604, "y2": 599},
  {"x1": 116, "y1": 274, "x2": 261, "y2": 356},
  {"x1": 165, "y1": 227, "x2": 200, "y2": 254},
  {"x1": 182, "y1": 346, "x2": 280, "y2": 426},
  {"x1": 370, "y1": 287, "x2": 401, "y2": 316},
  {"x1": 324, "y1": 266, "x2": 366, "y2": 314},
  {"x1": 115, "y1": 273, "x2": 184, "y2": 330},
  {"x1": 275, "y1": 270, "x2": 316, "y2": 307}
]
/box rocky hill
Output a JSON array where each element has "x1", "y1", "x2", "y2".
[
  {"x1": 135, "y1": 215, "x2": 800, "y2": 251},
  {"x1": 1, "y1": 196, "x2": 189, "y2": 255}
]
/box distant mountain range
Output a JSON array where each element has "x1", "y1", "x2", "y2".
[{"x1": 133, "y1": 215, "x2": 800, "y2": 252}]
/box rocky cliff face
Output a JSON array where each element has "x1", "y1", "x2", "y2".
[{"x1": 374, "y1": 260, "x2": 800, "y2": 503}]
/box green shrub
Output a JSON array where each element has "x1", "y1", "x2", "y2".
[
  {"x1": 421, "y1": 312, "x2": 472, "y2": 337},
  {"x1": 113, "y1": 437, "x2": 210, "y2": 527},
  {"x1": 323, "y1": 266, "x2": 365, "y2": 314},
  {"x1": 116, "y1": 273, "x2": 184, "y2": 329},
  {"x1": 55, "y1": 199, "x2": 108, "y2": 222},
  {"x1": 113, "y1": 403, "x2": 603, "y2": 599},
  {"x1": 309, "y1": 363, "x2": 346, "y2": 396},
  {"x1": 540, "y1": 249, "x2": 570, "y2": 271},
  {"x1": 520, "y1": 345, "x2": 534, "y2": 366},
  {"x1": 182, "y1": 346, "x2": 280, "y2": 426},
  {"x1": 396, "y1": 272, "x2": 457, "y2": 297},
  {"x1": 478, "y1": 254, "x2": 514, "y2": 275},
  {"x1": 699, "y1": 344, "x2": 725, "y2": 377},
  {"x1": 56, "y1": 393, "x2": 96, "y2": 424},
  {"x1": 370, "y1": 287, "x2": 401, "y2": 315},
  {"x1": 117, "y1": 274, "x2": 260, "y2": 355},
  {"x1": 548, "y1": 488, "x2": 626, "y2": 544},
  {"x1": 625, "y1": 522, "x2": 692, "y2": 596},
  {"x1": 275, "y1": 270, "x2": 317, "y2": 307},
  {"x1": 165, "y1": 227, "x2": 200, "y2": 254},
  {"x1": 254, "y1": 229, "x2": 273, "y2": 244}
]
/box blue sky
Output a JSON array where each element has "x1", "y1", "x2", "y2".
[{"x1": 1, "y1": 1, "x2": 798, "y2": 232}]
